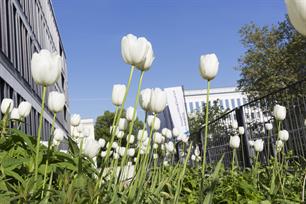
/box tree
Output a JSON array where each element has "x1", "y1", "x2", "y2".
[
  {"x1": 94, "y1": 110, "x2": 144, "y2": 144},
  {"x1": 236, "y1": 17, "x2": 306, "y2": 100}
]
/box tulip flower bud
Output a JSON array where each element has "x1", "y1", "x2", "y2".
[
  {"x1": 137, "y1": 41, "x2": 155, "y2": 71},
  {"x1": 83, "y1": 139, "x2": 100, "y2": 158},
  {"x1": 278, "y1": 130, "x2": 289, "y2": 142},
  {"x1": 273, "y1": 104, "x2": 286, "y2": 121},
  {"x1": 276, "y1": 140, "x2": 284, "y2": 152},
  {"x1": 172, "y1": 127, "x2": 180, "y2": 137},
  {"x1": 254, "y1": 139, "x2": 264, "y2": 152},
  {"x1": 1, "y1": 98, "x2": 14, "y2": 114},
  {"x1": 153, "y1": 153, "x2": 158, "y2": 159},
  {"x1": 71, "y1": 114, "x2": 81, "y2": 127},
  {"x1": 191, "y1": 154, "x2": 196, "y2": 161},
  {"x1": 10, "y1": 108, "x2": 20, "y2": 120},
  {"x1": 137, "y1": 130, "x2": 148, "y2": 141},
  {"x1": 119, "y1": 118, "x2": 128, "y2": 131},
  {"x1": 199, "y1": 53, "x2": 219, "y2": 81},
  {"x1": 147, "y1": 115, "x2": 161, "y2": 131},
  {"x1": 148, "y1": 88, "x2": 167, "y2": 113},
  {"x1": 101, "y1": 151, "x2": 107, "y2": 157},
  {"x1": 31, "y1": 49, "x2": 62, "y2": 86},
  {"x1": 153, "y1": 132, "x2": 163, "y2": 144},
  {"x1": 121, "y1": 34, "x2": 151, "y2": 67},
  {"x1": 231, "y1": 120, "x2": 238, "y2": 129},
  {"x1": 112, "y1": 142, "x2": 118, "y2": 149},
  {"x1": 54, "y1": 128, "x2": 64, "y2": 141},
  {"x1": 166, "y1": 141, "x2": 175, "y2": 152},
  {"x1": 52, "y1": 139, "x2": 60, "y2": 146},
  {"x1": 194, "y1": 146, "x2": 200, "y2": 156},
  {"x1": 162, "y1": 128, "x2": 168, "y2": 136},
  {"x1": 230, "y1": 135, "x2": 240, "y2": 149},
  {"x1": 238, "y1": 126, "x2": 245, "y2": 135},
  {"x1": 116, "y1": 131, "x2": 124, "y2": 139},
  {"x1": 126, "y1": 106, "x2": 136, "y2": 121},
  {"x1": 98, "y1": 138, "x2": 106, "y2": 148},
  {"x1": 113, "y1": 152, "x2": 119, "y2": 159},
  {"x1": 112, "y1": 84, "x2": 126, "y2": 106},
  {"x1": 265, "y1": 123, "x2": 273, "y2": 131},
  {"x1": 163, "y1": 160, "x2": 169, "y2": 166},
  {"x1": 118, "y1": 147, "x2": 126, "y2": 156},
  {"x1": 139, "y1": 88, "x2": 152, "y2": 111},
  {"x1": 285, "y1": 0, "x2": 306, "y2": 36},
  {"x1": 48, "y1": 91, "x2": 65, "y2": 113},
  {"x1": 128, "y1": 135, "x2": 135, "y2": 144},
  {"x1": 153, "y1": 143, "x2": 158, "y2": 149},
  {"x1": 18, "y1": 101, "x2": 32, "y2": 118}
]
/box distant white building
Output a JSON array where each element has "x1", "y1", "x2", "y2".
[{"x1": 184, "y1": 87, "x2": 248, "y2": 114}]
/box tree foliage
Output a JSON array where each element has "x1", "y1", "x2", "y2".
[
  {"x1": 94, "y1": 110, "x2": 144, "y2": 143},
  {"x1": 237, "y1": 17, "x2": 306, "y2": 100}
]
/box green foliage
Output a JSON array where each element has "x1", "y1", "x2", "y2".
[{"x1": 237, "y1": 16, "x2": 306, "y2": 99}]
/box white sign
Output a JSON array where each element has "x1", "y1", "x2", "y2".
[{"x1": 164, "y1": 86, "x2": 190, "y2": 136}]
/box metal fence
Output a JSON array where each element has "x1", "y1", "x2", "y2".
[{"x1": 199, "y1": 79, "x2": 306, "y2": 168}]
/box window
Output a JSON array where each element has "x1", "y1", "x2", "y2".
[
  {"x1": 225, "y1": 99, "x2": 230, "y2": 109},
  {"x1": 237, "y1": 98, "x2": 241, "y2": 107},
  {"x1": 220, "y1": 100, "x2": 224, "y2": 109},
  {"x1": 231, "y1": 99, "x2": 236, "y2": 109},
  {"x1": 195, "y1": 102, "x2": 200, "y2": 112},
  {"x1": 189, "y1": 102, "x2": 194, "y2": 113}
]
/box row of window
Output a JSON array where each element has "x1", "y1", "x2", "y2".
[
  {"x1": 0, "y1": 78, "x2": 53, "y2": 141},
  {"x1": 187, "y1": 98, "x2": 248, "y2": 113},
  {"x1": 0, "y1": 0, "x2": 69, "y2": 125}
]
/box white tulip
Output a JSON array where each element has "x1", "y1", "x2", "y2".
[
  {"x1": 153, "y1": 132, "x2": 163, "y2": 144},
  {"x1": 165, "y1": 129, "x2": 172, "y2": 139},
  {"x1": 112, "y1": 84, "x2": 126, "y2": 106},
  {"x1": 153, "y1": 143, "x2": 158, "y2": 149},
  {"x1": 162, "y1": 128, "x2": 168, "y2": 136},
  {"x1": 166, "y1": 141, "x2": 175, "y2": 152},
  {"x1": 127, "y1": 148, "x2": 135, "y2": 157},
  {"x1": 304, "y1": 119, "x2": 306, "y2": 126},
  {"x1": 10, "y1": 108, "x2": 20, "y2": 120},
  {"x1": 191, "y1": 154, "x2": 196, "y2": 161},
  {"x1": 254, "y1": 139, "x2": 264, "y2": 152},
  {"x1": 119, "y1": 118, "x2": 128, "y2": 131},
  {"x1": 71, "y1": 114, "x2": 81, "y2": 127},
  {"x1": 1, "y1": 98, "x2": 14, "y2": 114},
  {"x1": 172, "y1": 128, "x2": 180, "y2": 137},
  {"x1": 137, "y1": 41, "x2": 155, "y2": 71},
  {"x1": 273, "y1": 105, "x2": 286, "y2": 121},
  {"x1": 116, "y1": 131, "x2": 124, "y2": 139},
  {"x1": 128, "y1": 135, "x2": 135, "y2": 144},
  {"x1": 147, "y1": 115, "x2": 161, "y2": 131},
  {"x1": 142, "y1": 137, "x2": 149, "y2": 146},
  {"x1": 231, "y1": 120, "x2": 238, "y2": 129},
  {"x1": 278, "y1": 130, "x2": 289, "y2": 142},
  {"x1": 139, "y1": 88, "x2": 152, "y2": 111},
  {"x1": 127, "y1": 161, "x2": 133, "y2": 166},
  {"x1": 112, "y1": 142, "x2": 118, "y2": 149},
  {"x1": 98, "y1": 138, "x2": 106, "y2": 148},
  {"x1": 265, "y1": 123, "x2": 273, "y2": 131},
  {"x1": 48, "y1": 91, "x2": 65, "y2": 113},
  {"x1": 248, "y1": 140, "x2": 255, "y2": 147},
  {"x1": 31, "y1": 49, "x2": 62, "y2": 86},
  {"x1": 153, "y1": 153, "x2": 158, "y2": 159},
  {"x1": 52, "y1": 139, "x2": 60, "y2": 146},
  {"x1": 161, "y1": 144, "x2": 165, "y2": 151},
  {"x1": 148, "y1": 88, "x2": 167, "y2": 113},
  {"x1": 18, "y1": 101, "x2": 32, "y2": 118},
  {"x1": 194, "y1": 146, "x2": 200, "y2": 156},
  {"x1": 163, "y1": 160, "x2": 169, "y2": 166},
  {"x1": 276, "y1": 140, "x2": 284, "y2": 152},
  {"x1": 121, "y1": 34, "x2": 151, "y2": 67},
  {"x1": 229, "y1": 135, "x2": 240, "y2": 149},
  {"x1": 101, "y1": 151, "x2": 107, "y2": 157},
  {"x1": 137, "y1": 130, "x2": 148, "y2": 141},
  {"x1": 83, "y1": 139, "x2": 100, "y2": 158},
  {"x1": 238, "y1": 127, "x2": 245, "y2": 135},
  {"x1": 113, "y1": 152, "x2": 119, "y2": 159},
  {"x1": 285, "y1": 0, "x2": 306, "y2": 36},
  {"x1": 54, "y1": 128, "x2": 64, "y2": 141},
  {"x1": 126, "y1": 106, "x2": 136, "y2": 121},
  {"x1": 118, "y1": 147, "x2": 126, "y2": 156},
  {"x1": 199, "y1": 53, "x2": 219, "y2": 81}
]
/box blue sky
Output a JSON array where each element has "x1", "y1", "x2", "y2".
[{"x1": 52, "y1": 0, "x2": 287, "y2": 120}]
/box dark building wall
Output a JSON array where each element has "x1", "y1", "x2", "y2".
[{"x1": 0, "y1": 0, "x2": 70, "y2": 139}]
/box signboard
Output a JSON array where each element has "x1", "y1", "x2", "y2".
[{"x1": 164, "y1": 86, "x2": 190, "y2": 136}]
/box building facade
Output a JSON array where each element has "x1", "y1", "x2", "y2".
[
  {"x1": 184, "y1": 87, "x2": 248, "y2": 114},
  {"x1": 0, "y1": 0, "x2": 69, "y2": 140}
]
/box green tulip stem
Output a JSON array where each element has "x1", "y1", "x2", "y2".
[
  {"x1": 41, "y1": 112, "x2": 57, "y2": 199},
  {"x1": 34, "y1": 85, "x2": 47, "y2": 182},
  {"x1": 104, "y1": 66, "x2": 135, "y2": 164},
  {"x1": 1, "y1": 104, "x2": 12, "y2": 138},
  {"x1": 135, "y1": 111, "x2": 148, "y2": 170},
  {"x1": 231, "y1": 149, "x2": 236, "y2": 172},
  {"x1": 78, "y1": 138, "x2": 84, "y2": 174},
  {"x1": 267, "y1": 130, "x2": 271, "y2": 162},
  {"x1": 119, "y1": 70, "x2": 145, "y2": 183},
  {"x1": 201, "y1": 80, "x2": 210, "y2": 177},
  {"x1": 111, "y1": 106, "x2": 119, "y2": 133}
]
